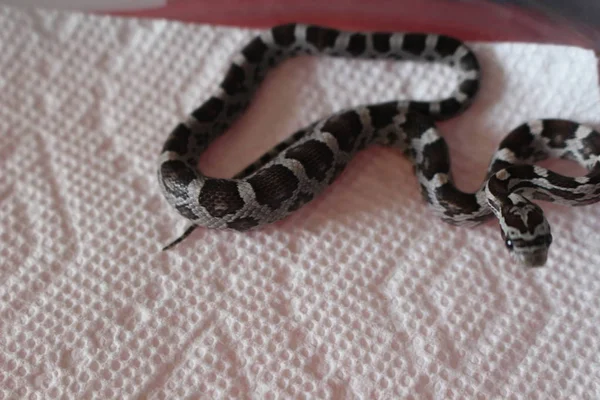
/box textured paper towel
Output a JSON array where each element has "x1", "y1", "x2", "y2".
[{"x1": 1, "y1": 5, "x2": 600, "y2": 400}]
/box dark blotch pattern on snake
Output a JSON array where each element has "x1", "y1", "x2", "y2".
[{"x1": 157, "y1": 24, "x2": 600, "y2": 267}]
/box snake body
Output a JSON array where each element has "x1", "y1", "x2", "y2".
[{"x1": 158, "y1": 23, "x2": 600, "y2": 267}]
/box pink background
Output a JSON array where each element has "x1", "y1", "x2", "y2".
[{"x1": 109, "y1": 0, "x2": 595, "y2": 47}]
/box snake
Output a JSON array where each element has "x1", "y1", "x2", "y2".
[{"x1": 157, "y1": 23, "x2": 600, "y2": 267}]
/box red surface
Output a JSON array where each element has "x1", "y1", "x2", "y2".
[{"x1": 109, "y1": 0, "x2": 594, "y2": 48}]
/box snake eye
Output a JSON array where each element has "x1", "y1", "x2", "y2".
[
  {"x1": 545, "y1": 234, "x2": 553, "y2": 245},
  {"x1": 505, "y1": 239, "x2": 514, "y2": 250}
]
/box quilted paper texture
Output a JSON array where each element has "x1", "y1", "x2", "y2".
[{"x1": 1, "y1": 5, "x2": 600, "y2": 399}]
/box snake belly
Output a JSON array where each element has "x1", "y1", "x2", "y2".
[{"x1": 157, "y1": 24, "x2": 600, "y2": 266}]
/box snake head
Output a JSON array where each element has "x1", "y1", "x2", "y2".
[{"x1": 498, "y1": 196, "x2": 553, "y2": 268}]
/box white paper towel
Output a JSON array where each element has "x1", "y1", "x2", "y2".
[{"x1": 1, "y1": 5, "x2": 600, "y2": 399}]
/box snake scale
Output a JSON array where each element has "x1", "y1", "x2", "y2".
[{"x1": 157, "y1": 23, "x2": 600, "y2": 267}]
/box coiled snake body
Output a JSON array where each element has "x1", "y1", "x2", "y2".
[{"x1": 158, "y1": 24, "x2": 600, "y2": 267}]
